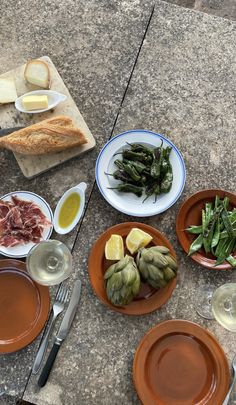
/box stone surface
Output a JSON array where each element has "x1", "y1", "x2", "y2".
[
  {"x1": 0, "y1": 0, "x2": 153, "y2": 400},
  {"x1": 24, "y1": 1, "x2": 236, "y2": 405},
  {"x1": 165, "y1": 0, "x2": 236, "y2": 21}
]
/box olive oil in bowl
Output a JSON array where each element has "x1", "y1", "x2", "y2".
[
  {"x1": 58, "y1": 192, "x2": 81, "y2": 229},
  {"x1": 54, "y1": 182, "x2": 87, "y2": 234}
]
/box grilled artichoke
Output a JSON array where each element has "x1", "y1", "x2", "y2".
[
  {"x1": 136, "y1": 246, "x2": 177, "y2": 289},
  {"x1": 104, "y1": 255, "x2": 140, "y2": 306}
]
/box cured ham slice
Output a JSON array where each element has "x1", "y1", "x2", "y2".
[{"x1": 0, "y1": 196, "x2": 51, "y2": 247}]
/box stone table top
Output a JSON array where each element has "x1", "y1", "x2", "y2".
[{"x1": 1, "y1": 0, "x2": 236, "y2": 404}]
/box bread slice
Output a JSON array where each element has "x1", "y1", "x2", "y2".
[
  {"x1": 24, "y1": 60, "x2": 50, "y2": 89},
  {"x1": 0, "y1": 116, "x2": 87, "y2": 155},
  {"x1": 0, "y1": 78, "x2": 18, "y2": 103}
]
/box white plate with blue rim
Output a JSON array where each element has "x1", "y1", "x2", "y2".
[
  {"x1": 0, "y1": 191, "x2": 53, "y2": 258},
  {"x1": 95, "y1": 130, "x2": 186, "y2": 217}
]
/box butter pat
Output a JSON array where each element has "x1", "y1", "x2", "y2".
[{"x1": 22, "y1": 95, "x2": 48, "y2": 111}]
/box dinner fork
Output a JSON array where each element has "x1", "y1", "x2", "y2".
[{"x1": 32, "y1": 284, "x2": 69, "y2": 375}]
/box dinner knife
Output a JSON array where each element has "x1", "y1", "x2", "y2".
[
  {"x1": 38, "y1": 279, "x2": 82, "y2": 388},
  {"x1": 0, "y1": 127, "x2": 23, "y2": 137}
]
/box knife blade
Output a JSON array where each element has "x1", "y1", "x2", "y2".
[
  {"x1": 38, "y1": 279, "x2": 82, "y2": 388},
  {"x1": 0, "y1": 127, "x2": 23, "y2": 137}
]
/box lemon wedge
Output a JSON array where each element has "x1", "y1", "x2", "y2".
[
  {"x1": 126, "y1": 228, "x2": 153, "y2": 254},
  {"x1": 105, "y1": 234, "x2": 124, "y2": 260}
]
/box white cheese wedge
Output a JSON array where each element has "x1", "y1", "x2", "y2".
[
  {"x1": 0, "y1": 78, "x2": 18, "y2": 104},
  {"x1": 22, "y1": 95, "x2": 48, "y2": 110}
]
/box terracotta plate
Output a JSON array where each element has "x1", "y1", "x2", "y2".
[
  {"x1": 176, "y1": 189, "x2": 236, "y2": 270},
  {"x1": 88, "y1": 222, "x2": 177, "y2": 315},
  {"x1": 133, "y1": 320, "x2": 230, "y2": 405},
  {"x1": 0, "y1": 259, "x2": 50, "y2": 353}
]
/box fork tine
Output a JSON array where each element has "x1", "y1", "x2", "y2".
[
  {"x1": 55, "y1": 283, "x2": 63, "y2": 300},
  {"x1": 63, "y1": 290, "x2": 69, "y2": 303},
  {"x1": 57, "y1": 285, "x2": 66, "y2": 302},
  {"x1": 60, "y1": 286, "x2": 67, "y2": 303}
]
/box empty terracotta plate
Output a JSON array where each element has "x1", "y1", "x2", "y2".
[
  {"x1": 0, "y1": 259, "x2": 50, "y2": 353},
  {"x1": 88, "y1": 222, "x2": 177, "y2": 315},
  {"x1": 176, "y1": 189, "x2": 236, "y2": 270},
  {"x1": 133, "y1": 320, "x2": 230, "y2": 405}
]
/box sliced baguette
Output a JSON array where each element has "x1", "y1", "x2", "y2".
[
  {"x1": 24, "y1": 60, "x2": 50, "y2": 89},
  {"x1": 0, "y1": 116, "x2": 87, "y2": 155}
]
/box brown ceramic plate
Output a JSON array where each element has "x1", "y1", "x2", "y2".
[
  {"x1": 0, "y1": 259, "x2": 50, "y2": 353},
  {"x1": 88, "y1": 222, "x2": 177, "y2": 315},
  {"x1": 176, "y1": 189, "x2": 236, "y2": 270},
  {"x1": 133, "y1": 320, "x2": 230, "y2": 405}
]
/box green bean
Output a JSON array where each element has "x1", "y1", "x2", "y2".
[
  {"x1": 211, "y1": 219, "x2": 220, "y2": 248},
  {"x1": 203, "y1": 205, "x2": 223, "y2": 238},
  {"x1": 214, "y1": 238, "x2": 229, "y2": 258},
  {"x1": 185, "y1": 225, "x2": 203, "y2": 234},
  {"x1": 221, "y1": 208, "x2": 234, "y2": 237},
  {"x1": 215, "y1": 238, "x2": 236, "y2": 265},
  {"x1": 226, "y1": 255, "x2": 236, "y2": 267},
  {"x1": 188, "y1": 234, "x2": 203, "y2": 256},
  {"x1": 215, "y1": 195, "x2": 220, "y2": 209},
  {"x1": 223, "y1": 197, "x2": 230, "y2": 210}
]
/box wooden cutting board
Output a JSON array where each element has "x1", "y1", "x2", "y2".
[{"x1": 0, "y1": 56, "x2": 96, "y2": 178}]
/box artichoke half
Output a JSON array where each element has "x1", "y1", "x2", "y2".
[
  {"x1": 104, "y1": 255, "x2": 140, "y2": 306},
  {"x1": 136, "y1": 246, "x2": 177, "y2": 289}
]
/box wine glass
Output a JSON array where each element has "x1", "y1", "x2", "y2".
[
  {"x1": 26, "y1": 239, "x2": 72, "y2": 286},
  {"x1": 196, "y1": 283, "x2": 236, "y2": 332}
]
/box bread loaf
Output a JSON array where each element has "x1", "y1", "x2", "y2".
[
  {"x1": 24, "y1": 60, "x2": 50, "y2": 89},
  {"x1": 0, "y1": 116, "x2": 87, "y2": 155}
]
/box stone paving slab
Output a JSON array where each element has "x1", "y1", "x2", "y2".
[
  {"x1": 24, "y1": 1, "x2": 236, "y2": 404},
  {"x1": 165, "y1": 0, "x2": 236, "y2": 21},
  {"x1": 0, "y1": 0, "x2": 154, "y2": 400}
]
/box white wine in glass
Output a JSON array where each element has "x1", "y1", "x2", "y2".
[
  {"x1": 196, "y1": 283, "x2": 236, "y2": 332},
  {"x1": 211, "y1": 283, "x2": 236, "y2": 332},
  {"x1": 26, "y1": 239, "x2": 72, "y2": 286}
]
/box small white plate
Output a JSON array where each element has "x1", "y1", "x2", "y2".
[
  {"x1": 15, "y1": 90, "x2": 67, "y2": 114},
  {"x1": 95, "y1": 130, "x2": 186, "y2": 217},
  {"x1": 0, "y1": 191, "x2": 53, "y2": 258}
]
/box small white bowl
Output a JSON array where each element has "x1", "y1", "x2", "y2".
[
  {"x1": 15, "y1": 90, "x2": 67, "y2": 114},
  {"x1": 53, "y1": 182, "x2": 87, "y2": 235}
]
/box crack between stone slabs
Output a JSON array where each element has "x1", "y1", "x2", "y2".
[
  {"x1": 70, "y1": 4, "x2": 155, "y2": 254},
  {"x1": 20, "y1": 5, "x2": 155, "y2": 403}
]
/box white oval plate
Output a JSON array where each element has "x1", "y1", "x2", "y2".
[
  {"x1": 15, "y1": 90, "x2": 67, "y2": 114},
  {"x1": 95, "y1": 130, "x2": 186, "y2": 217},
  {"x1": 0, "y1": 191, "x2": 53, "y2": 258}
]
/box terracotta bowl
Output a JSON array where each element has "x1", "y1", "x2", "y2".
[
  {"x1": 88, "y1": 222, "x2": 177, "y2": 315},
  {"x1": 0, "y1": 259, "x2": 50, "y2": 353},
  {"x1": 176, "y1": 189, "x2": 236, "y2": 270},
  {"x1": 133, "y1": 320, "x2": 230, "y2": 405}
]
